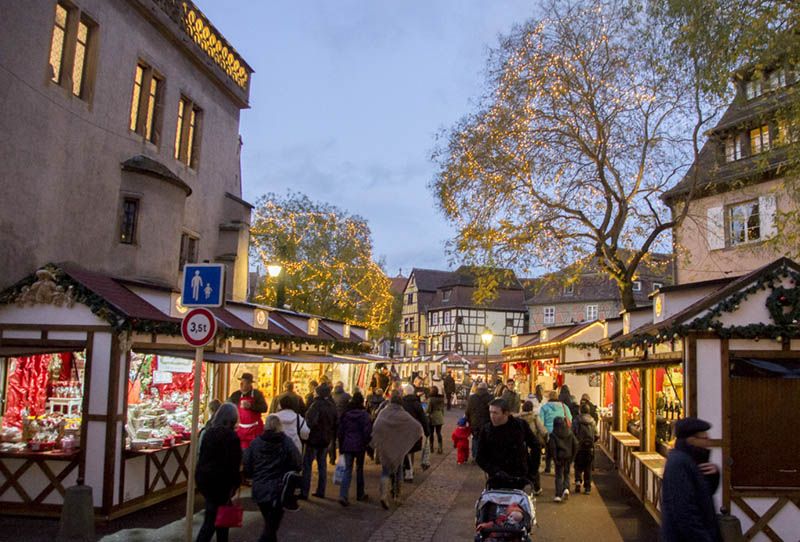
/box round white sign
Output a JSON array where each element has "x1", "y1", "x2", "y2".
[{"x1": 181, "y1": 308, "x2": 217, "y2": 347}]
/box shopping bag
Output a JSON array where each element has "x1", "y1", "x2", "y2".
[
  {"x1": 333, "y1": 454, "x2": 346, "y2": 485},
  {"x1": 421, "y1": 437, "x2": 431, "y2": 469},
  {"x1": 215, "y1": 501, "x2": 243, "y2": 528}
]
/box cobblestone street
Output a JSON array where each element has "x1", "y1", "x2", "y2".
[{"x1": 5, "y1": 410, "x2": 658, "y2": 541}]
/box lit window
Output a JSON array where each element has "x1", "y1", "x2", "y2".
[
  {"x1": 48, "y1": 4, "x2": 95, "y2": 100},
  {"x1": 120, "y1": 198, "x2": 139, "y2": 244},
  {"x1": 179, "y1": 233, "x2": 199, "y2": 270},
  {"x1": 543, "y1": 306, "x2": 555, "y2": 324},
  {"x1": 725, "y1": 136, "x2": 743, "y2": 162},
  {"x1": 175, "y1": 96, "x2": 202, "y2": 168},
  {"x1": 49, "y1": 5, "x2": 68, "y2": 83},
  {"x1": 652, "y1": 282, "x2": 663, "y2": 292},
  {"x1": 585, "y1": 304, "x2": 598, "y2": 321},
  {"x1": 750, "y1": 125, "x2": 771, "y2": 155},
  {"x1": 129, "y1": 63, "x2": 162, "y2": 144},
  {"x1": 728, "y1": 201, "x2": 760, "y2": 245}
]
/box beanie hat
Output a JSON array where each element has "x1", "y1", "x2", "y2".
[
  {"x1": 674, "y1": 417, "x2": 711, "y2": 439},
  {"x1": 403, "y1": 384, "x2": 415, "y2": 396},
  {"x1": 457, "y1": 417, "x2": 468, "y2": 427}
]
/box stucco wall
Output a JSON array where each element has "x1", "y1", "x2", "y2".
[
  {"x1": 673, "y1": 178, "x2": 795, "y2": 284},
  {"x1": 528, "y1": 300, "x2": 621, "y2": 332},
  {"x1": 0, "y1": 0, "x2": 250, "y2": 291}
]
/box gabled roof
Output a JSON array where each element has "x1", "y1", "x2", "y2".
[
  {"x1": 389, "y1": 275, "x2": 408, "y2": 295},
  {"x1": 427, "y1": 286, "x2": 526, "y2": 312},
  {"x1": 409, "y1": 268, "x2": 457, "y2": 292}
]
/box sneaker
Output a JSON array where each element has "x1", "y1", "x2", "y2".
[
  {"x1": 533, "y1": 488, "x2": 543, "y2": 496},
  {"x1": 575, "y1": 484, "x2": 581, "y2": 493},
  {"x1": 553, "y1": 496, "x2": 562, "y2": 503},
  {"x1": 562, "y1": 489, "x2": 570, "y2": 501},
  {"x1": 338, "y1": 497, "x2": 349, "y2": 507},
  {"x1": 584, "y1": 489, "x2": 591, "y2": 495}
]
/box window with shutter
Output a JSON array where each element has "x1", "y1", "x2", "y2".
[
  {"x1": 759, "y1": 195, "x2": 777, "y2": 239},
  {"x1": 706, "y1": 206, "x2": 725, "y2": 250}
]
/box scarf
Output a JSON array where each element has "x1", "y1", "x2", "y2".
[{"x1": 370, "y1": 403, "x2": 423, "y2": 470}]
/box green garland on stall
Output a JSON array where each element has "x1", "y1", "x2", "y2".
[{"x1": 614, "y1": 262, "x2": 800, "y2": 350}]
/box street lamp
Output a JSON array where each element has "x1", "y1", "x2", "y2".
[
  {"x1": 481, "y1": 329, "x2": 493, "y2": 384},
  {"x1": 266, "y1": 263, "x2": 286, "y2": 308}
]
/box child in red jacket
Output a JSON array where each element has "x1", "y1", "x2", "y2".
[{"x1": 452, "y1": 417, "x2": 471, "y2": 464}]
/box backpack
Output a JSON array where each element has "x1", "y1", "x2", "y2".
[{"x1": 576, "y1": 420, "x2": 595, "y2": 451}]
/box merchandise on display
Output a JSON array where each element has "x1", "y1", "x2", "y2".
[{"x1": 126, "y1": 391, "x2": 194, "y2": 451}]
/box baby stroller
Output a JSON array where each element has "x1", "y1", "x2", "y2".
[{"x1": 474, "y1": 476, "x2": 536, "y2": 542}]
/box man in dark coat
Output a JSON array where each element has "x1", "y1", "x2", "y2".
[
  {"x1": 465, "y1": 381, "x2": 492, "y2": 459},
  {"x1": 328, "y1": 382, "x2": 352, "y2": 464},
  {"x1": 661, "y1": 417, "x2": 721, "y2": 542},
  {"x1": 269, "y1": 381, "x2": 306, "y2": 415},
  {"x1": 443, "y1": 371, "x2": 456, "y2": 410},
  {"x1": 401, "y1": 384, "x2": 430, "y2": 480},
  {"x1": 301, "y1": 383, "x2": 338, "y2": 499},
  {"x1": 476, "y1": 398, "x2": 540, "y2": 489}
]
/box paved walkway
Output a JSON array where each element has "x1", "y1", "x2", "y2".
[{"x1": 5, "y1": 409, "x2": 659, "y2": 541}]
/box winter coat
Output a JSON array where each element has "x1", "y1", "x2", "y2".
[
  {"x1": 371, "y1": 403, "x2": 423, "y2": 471},
  {"x1": 332, "y1": 387, "x2": 352, "y2": 418},
  {"x1": 573, "y1": 413, "x2": 598, "y2": 451},
  {"x1": 581, "y1": 399, "x2": 599, "y2": 423},
  {"x1": 370, "y1": 372, "x2": 391, "y2": 393},
  {"x1": 661, "y1": 443, "x2": 721, "y2": 542},
  {"x1": 501, "y1": 389, "x2": 521, "y2": 413},
  {"x1": 451, "y1": 426, "x2": 471, "y2": 449},
  {"x1": 195, "y1": 426, "x2": 242, "y2": 504},
  {"x1": 305, "y1": 396, "x2": 338, "y2": 448},
  {"x1": 539, "y1": 400, "x2": 573, "y2": 433},
  {"x1": 465, "y1": 389, "x2": 492, "y2": 435},
  {"x1": 243, "y1": 430, "x2": 302, "y2": 505},
  {"x1": 476, "y1": 416, "x2": 540, "y2": 480},
  {"x1": 427, "y1": 395, "x2": 445, "y2": 426},
  {"x1": 518, "y1": 411, "x2": 548, "y2": 444},
  {"x1": 274, "y1": 408, "x2": 310, "y2": 452},
  {"x1": 547, "y1": 417, "x2": 578, "y2": 463},
  {"x1": 269, "y1": 390, "x2": 306, "y2": 415},
  {"x1": 366, "y1": 393, "x2": 384, "y2": 417},
  {"x1": 402, "y1": 394, "x2": 430, "y2": 437},
  {"x1": 443, "y1": 375, "x2": 456, "y2": 395},
  {"x1": 338, "y1": 406, "x2": 373, "y2": 454}
]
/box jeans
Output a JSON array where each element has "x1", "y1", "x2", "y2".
[
  {"x1": 471, "y1": 432, "x2": 480, "y2": 459},
  {"x1": 196, "y1": 497, "x2": 228, "y2": 542},
  {"x1": 257, "y1": 501, "x2": 284, "y2": 542},
  {"x1": 339, "y1": 451, "x2": 366, "y2": 500},
  {"x1": 429, "y1": 425, "x2": 443, "y2": 450},
  {"x1": 302, "y1": 445, "x2": 328, "y2": 497},
  {"x1": 574, "y1": 449, "x2": 594, "y2": 489},
  {"x1": 554, "y1": 460, "x2": 571, "y2": 496},
  {"x1": 328, "y1": 439, "x2": 337, "y2": 464},
  {"x1": 381, "y1": 463, "x2": 402, "y2": 499}
]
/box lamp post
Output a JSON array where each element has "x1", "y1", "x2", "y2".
[
  {"x1": 481, "y1": 329, "x2": 493, "y2": 384},
  {"x1": 266, "y1": 263, "x2": 285, "y2": 309}
]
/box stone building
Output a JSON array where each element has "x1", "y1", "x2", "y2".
[
  {"x1": 663, "y1": 61, "x2": 799, "y2": 284},
  {"x1": 0, "y1": 0, "x2": 254, "y2": 298}
]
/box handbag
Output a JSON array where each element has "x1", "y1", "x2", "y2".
[
  {"x1": 333, "y1": 454, "x2": 346, "y2": 485},
  {"x1": 295, "y1": 414, "x2": 307, "y2": 452},
  {"x1": 562, "y1": 403, "x2": 572, "y2": 429},
  {"x1": 215, "y1": 499, "x2": 243, "y2": 529}
]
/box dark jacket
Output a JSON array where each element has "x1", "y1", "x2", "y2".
[
  {"x1": 427, "y1": 395, "x2": 445, "y2": 426},
  {"x1": 501, "y1": 389, "x2": 521, "y2": 413},
  {"x1": 243, "y1": 430, "x2": 302, "y2": 505},
  {"x1": 195, "y1": 426, "x2": 242, "y2": 504},
  {"x1": 548, "y1": 417, "x2": 579, "y2": 463},
  {"x1": 443, "y1": 375, "x2": 456, "y2": 395},
  {"x1": 580, "y1": 399, "x2": 599, "y2": 423},
  {"x1": 466, "y1": 389, "x2": 492, "y2": 435},
  {"x1": 370, "y1": 372, "x2": 391, "y2": 392},
  {"x1": 228, "y1": 389, "x2": 268, "y2": 413},
  {"x1": 573, "y1": 413, "x2": 598, "y2": 450},
  {"x1": 332, "y1": 387, "x2": 352, "y2": 418},
  {"x1": 661, "y1": 443, "x2": 721, "y2": 542},
  {"x1": 305, "y1": 395, "x2": 338, "y2": 448},
  {"x1": 476, "y1": 416, "x2": 540, "y2": 480},
  {"x1": 366, "y1": 393, "x2": 384, "y2": 417},
  {"x1": 401, "y1": 394, "x2": 430, "y2": 437},
  {"x1": 338, "y1": 406, "x2": 373, "y2": 454},
  {"x1": 269, "y1": 390, "x2": 306, "y2": 415}
]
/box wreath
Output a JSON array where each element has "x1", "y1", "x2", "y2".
[{"x1": 766, "y1": 286, "x2": 800, "y2": 326}]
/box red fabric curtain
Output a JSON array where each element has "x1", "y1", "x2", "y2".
[{"x1": 3, "y1": 355, "x2": 52, "y2": 428}]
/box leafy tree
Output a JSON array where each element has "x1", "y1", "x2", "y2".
[
  {"x1": 250, "y1": 192, "x2": 393, "y2": 331},
  {"x1": 431, "y1": 0, "x2": 716, "y2": 310}
]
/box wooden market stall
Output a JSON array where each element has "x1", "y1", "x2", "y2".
[{"x1": 577, "y1": 258, "x2": 800, "y2": 540}]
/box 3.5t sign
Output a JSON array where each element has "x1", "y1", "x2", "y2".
[{"x1": 181, "y1": 308, "x2": 217, "y2": 347}]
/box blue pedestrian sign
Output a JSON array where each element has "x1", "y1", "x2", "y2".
[{"x1": 181, "y1": 264, "x2": 225, "y2": 308}]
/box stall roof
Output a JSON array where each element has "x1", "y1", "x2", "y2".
[
  {"x1": 559, "y1": 356, "x2": 683, "y2": 374},
  {"x1": 502, "y1": 320, "x2": 601, "y2": 356},
  {"x1": 134, "y1": 349, "x2": 265, "y2": 364},
  {"x1": 263, "y1": 353, "x2": 367, "y2": 365}
]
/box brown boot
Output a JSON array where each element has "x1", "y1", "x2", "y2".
[{"x1": 437, "y1": 445, "x2": 443, "y2": 454}]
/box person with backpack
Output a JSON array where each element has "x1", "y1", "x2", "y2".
[
  {"x1": 301, "y1": 383, "x2": 337, "y2": 500},
  {"x1": 548, "y1": 416, "x2": 578, "y2": 502},
  {"x1": 518, "y1": 400, "x2": 547, "y2": 495},
  {"x1": 539, "y1": 390, "x2": 573, "y2": 473},
  {"x1": 573, "y1": 403, "x2": 598, "y2": 494}
]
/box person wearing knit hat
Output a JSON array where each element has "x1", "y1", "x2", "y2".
[
  {"x1": 661, "y1": 417, "x2": 721, "y2": 542},
  {"x1": 403, "y1": 383, "x2": 416, "y2": 396}
]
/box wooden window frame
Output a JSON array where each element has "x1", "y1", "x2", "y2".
[
  {"x1": 47, "y1": 2, "x2": 98, "y2": 101},
  {"x1": 119, "y1": 197, "x2": 139, "y2": 245},
  {"x1": 585, "y1": 304, "x2": 598, "y2": 321},
  {"x1": 175, "y1": 95, "x2": 202, "y2": 168},
  {"x1": 129, "y1": 62, "x2": 164, "y2": 145},
  {"x1": 727, "y1": 200, "x2": 761, "y2": 246},
  {"x1": 178, "y1": 232, "x2": 199, "y2": 270},
  {"x1": 543, "y1": 306, "x2": 555, "y2": 325},
  {"x1": 749, "y1": 125, "x2": 771, "y2": 155}
]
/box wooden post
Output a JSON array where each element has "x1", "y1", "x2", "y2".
[
  {"x1": 641, "y1": 368, "x2": 656, "y2": 452},
  {"x1": 185, "y1": 347, "x2": 203, "y2": 542}
]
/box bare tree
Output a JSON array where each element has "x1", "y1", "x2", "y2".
[{"x1": 431, "y1": 0, "x2": 719, "y2": 309}]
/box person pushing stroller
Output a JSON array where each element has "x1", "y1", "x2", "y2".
[{"x1": 476, "y1": 398, "x2": 540, "y2": 489}]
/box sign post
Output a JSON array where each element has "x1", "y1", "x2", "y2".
[{"x1": 182, "y1": 306, "x2": 218, "y2": 541}]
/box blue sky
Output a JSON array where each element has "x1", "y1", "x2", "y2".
[{"x1": 195, "y1": 0, "x2": 538, "y2": 277}]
